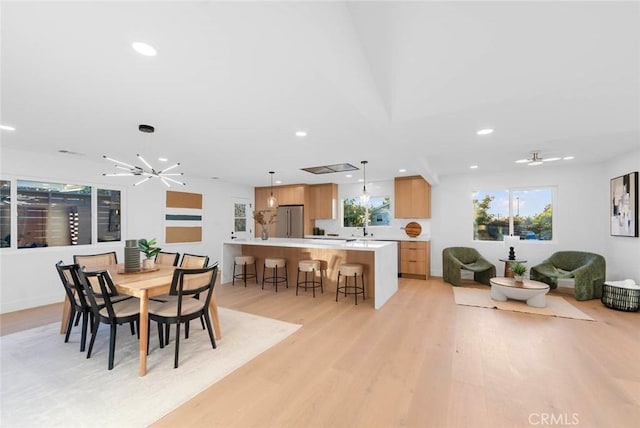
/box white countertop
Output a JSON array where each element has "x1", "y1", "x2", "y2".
[
  {"x1": 304, "y1": 235, "x2": 429, "y2": 242},
  {"x1": 223, "y1": 237, "x2": 394, "y2": 251}
]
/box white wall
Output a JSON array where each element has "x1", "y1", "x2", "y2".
[
  {"x1": 431, "y1": 152, "x2": 640, "y2": 283},
  {"x1": 0, "y1": 148, "x2": 253, "y2": 313},
  {"x1": 604, "y1": 149, "x2": 640, "y2": 281}
]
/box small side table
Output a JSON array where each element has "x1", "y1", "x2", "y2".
[{"x1": 499, "y1": 259, "x2": 527, "y2": 278}]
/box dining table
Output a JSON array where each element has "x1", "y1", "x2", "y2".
[{"x1": 60, "y1": 263, "x2": 222, "y2": 376}]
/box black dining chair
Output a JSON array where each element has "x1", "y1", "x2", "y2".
[
  {"x1": 55, "y1": 261, "x2": 92, "y2": 352},
  {"x1": 155, "y1": 251, "x2": 180, "y2": 266},
  {"x1": 77, "y1": 268, "x2": 141, "y2": 370},
  {"x1": 148, "y1": 264, "x2": 218, "y2": 368},
  {"x1": 73, "y1": 251, "x2": 118, "y2": 268}
]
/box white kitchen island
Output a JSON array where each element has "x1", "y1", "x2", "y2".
[{"x1": 222, "y1": 238, "x2": 398, "y2": 309}]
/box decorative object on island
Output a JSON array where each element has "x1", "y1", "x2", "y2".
[
  {"x1": 124, "y1": 239, "x2": 141, "y2": 272},
  {"x1": 267, "y1": 171, "x2": 277, "y2": 208},
  {"x1": 253, "y1": 210, "x2": 277, "y2": 240},
  {"x1": 610, "y1": 171, "x2": 638, "y2": 237},
  {"x1": 103, "y1": 124, "x2": 186, "y2": 187},
  {"x1": 138, "y1": 238, "x2": 161, "y2": 269},
  {"x1": 511, "y1": 262, "x2": 527, "y2": 282}
]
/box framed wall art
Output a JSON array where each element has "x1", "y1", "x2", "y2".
[{"x1": 610, "y1": 171, "x2": 638, "y2": 237}]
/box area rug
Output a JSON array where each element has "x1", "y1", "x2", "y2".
[
  {"x1": 0, "y1": 307, "x2": 301, "y2": 427},
  {"x1": 452, "y1": 287, "x2": 594, "y2": 321}
]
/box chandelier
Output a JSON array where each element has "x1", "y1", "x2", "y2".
[{"x1": 103, "y1": 124, "x2": 186, "y2": 187}]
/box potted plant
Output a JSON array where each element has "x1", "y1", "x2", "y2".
[
  {"x1": 138, "y1": 238, "x2": 161, "y2": 269},
  {"x1": 511, "y1": 262, "x2": 527, "y2": 282}
]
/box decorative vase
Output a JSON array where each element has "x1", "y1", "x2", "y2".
[
  {"x1": 142, "y1": 258, "x2": 155, "y2": 270},
  {"x1": 514, "y1": 275, "x2": 524, "y2": 283},
  {"x1": 124, "y1": 239, "x2": 140, "y2": 272},
  {"x1": 261, "y1": 226, "x2": 269, "y2": 240}
]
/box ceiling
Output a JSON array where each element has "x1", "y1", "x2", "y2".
[{"x1": 1, "y1": 1, "x2": 638, "y2": 188}]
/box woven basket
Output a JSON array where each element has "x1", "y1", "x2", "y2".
[{"x1": 601, "y1": 281, "x2": 640, "y2": 312}]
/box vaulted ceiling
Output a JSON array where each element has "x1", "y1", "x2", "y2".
[{"x1": 2, "y1": 1, "x2": 638, "y2": 187}]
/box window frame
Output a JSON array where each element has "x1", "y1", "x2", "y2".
[
  {"x1": 0, "y1": 175, "x2": 125, "y2": 251},
  {"x1": 472, "y1": 186, "x2": 557, "y2": 243},
  {"x1": 341, "y1": 195, "x2": 392, "y2": 229}
]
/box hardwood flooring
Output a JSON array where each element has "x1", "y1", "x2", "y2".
[{"x1": 2, "y1": 277, "x2": 639, "y2": 427}]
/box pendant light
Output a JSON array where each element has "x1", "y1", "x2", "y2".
[
  {"x1": 267, "y1": 171, "x2": 277, "y2": 208},
  {"x1": 360, "y1": 160, "x2": 369, "y2": 204}
]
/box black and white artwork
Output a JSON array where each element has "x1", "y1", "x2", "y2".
[{"x1": 610, "y1": 171, "x2": 638, "y2": 237}]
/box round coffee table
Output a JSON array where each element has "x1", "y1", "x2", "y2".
[{"x1": 490, "y1": 277, "x2": 550, "y2": 308}]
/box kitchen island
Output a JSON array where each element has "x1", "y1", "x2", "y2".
[{"x1": 221, "y1": 238, "x2": 398, "y2": 309}]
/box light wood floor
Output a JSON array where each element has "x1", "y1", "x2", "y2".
[{"x1": 2, "y1": 277, "x2": 639, "y2": 427}]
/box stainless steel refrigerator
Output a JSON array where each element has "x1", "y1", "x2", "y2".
[{"x1": 276, "y1": 205, "x2": 304, "y2": 238}]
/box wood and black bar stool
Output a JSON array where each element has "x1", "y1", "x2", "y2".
[
  {"x1": 262, "y1": 258, "x2": 288, "y2": 292},
  {"x1": 232, "y1": 256, "x2": 258, "y2": 287},
  {"x1": 336, "y1": 263, "x2": 365, "y2": 305},
  {"x1": 296, "y1": 260, "x2": 324, "y2": 297}
]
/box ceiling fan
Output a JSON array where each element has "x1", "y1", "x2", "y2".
[{"x1": 515, "y1": 151, "x2": 563, "y2": 166}]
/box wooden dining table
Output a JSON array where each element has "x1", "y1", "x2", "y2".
[{"x1": 60, "y1": 263, "x2": 222, "y2": 376}]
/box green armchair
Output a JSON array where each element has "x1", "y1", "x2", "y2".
[
  {"x1": 442, "y1": 247, "x2": 496, "y2": 286},
  {"x1": 529, "y1": 251, "x2": 606, "y2": 301}
]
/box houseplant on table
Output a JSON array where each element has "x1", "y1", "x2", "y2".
[
  {"x1": 138, "y1": 238, "x2": 161, "y2": 269},
  {"x1": 253, "y1": 210, "x2": 277, "y2": 240},
  {"x1": 511, "y1": 262, "x2": 527, "y2": 283}
]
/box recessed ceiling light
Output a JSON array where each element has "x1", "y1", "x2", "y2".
[
  {"x1": 563, "y1": 156, "x2": 575, "y2": 160},
  {"x1": 132, "y1": 42, "x2": 157, "y2": 57},
  {"x1": 275, "y1": 180, "x2": 282, "y2": 184},
  {"x1": 0, "y1": 124, "x2": 16, "y2": 131},
  {"x1": 345, "y1": 174, "x2": 352, "y2": 178},
  {"x1": 295, "y1": 131, "x2": 307, "y2": 137},
  {"x1": 399, "y1": 169, "x2": 407, "y2": 173},
  {"x1": 470, "y1": 165, "x2": 479, "y2": 169},
  {"x1": 158, "y1": 157, "x2": 168, "y2": 162},
  {"x1": 476, "y1": 128, "x2": 494, "y2": 135}
]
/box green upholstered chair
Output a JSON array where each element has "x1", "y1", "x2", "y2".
[
  {"x1": 442, "y1": 247, "x2": 496, "y2": 286},
  {"x1": 529, "y1": 251, "x2": 606, "y2": 301}
]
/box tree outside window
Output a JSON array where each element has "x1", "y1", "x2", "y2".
[
  {"x1": 343, "y1": 196, "x2": 391, "y2": 227},
  {"x1": 473, "y1": 188, "x2": 553, "y2": 241}
]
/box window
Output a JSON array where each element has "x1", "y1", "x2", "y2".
[
  {"x1": 473, "y1": 188, "x2": 554, "y2": 241},
  {"x1": 343, "y1": 196, "x2": 391, "y2": 227},
  {"x1": 17, "y1": 180, "x2": 92, "y2": 248},
  {"x1": 0, "y1": 180, "x2": 10, "y2": 247},
  {"x1": 97, "y1": 189, "x2": 121, "y2": 242}
]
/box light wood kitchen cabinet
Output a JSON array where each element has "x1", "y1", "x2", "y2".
[
  {"x1": 399, "y1": 240, "x2": 430, "y2": 279},
  {"x1": 277, "y1": 185, "x2": 306, "y2": 206},
  {"x1": 308, "y1": 183, "x2": 337, "y2": 219},
  {"x1": 254, "y1": 184, "x2": 309, "y2": 238},
  {"x1": 394, "y1": 176, "x2": 431, "y2": 219}
]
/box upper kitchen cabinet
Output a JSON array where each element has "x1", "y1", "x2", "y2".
[
  {"x1": 277, "y1": 185, "x2": 306, "y2": 206},
  {"x1": 394, "y1": 176, "x2": 431, "y2": 219},
  {"x1": 255, "y1": 184, "x2": 306, "y2": 209},
  {"x1": 308, "y1": 183, "x2": 337, "y2": 219}
]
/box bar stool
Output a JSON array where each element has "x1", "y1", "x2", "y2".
[
  {"x1": 232, "y1": 256, "x2": 258, "y2": 287},
  {"x1": 297, "y1": 260, "x2": 324, "y2": 297},
  {"x1": 336, "y1": 263, "x2": 365, "y2": 305},
  {"x1": 262, "y1": 258, "x2": 288, "y2": 292}
]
